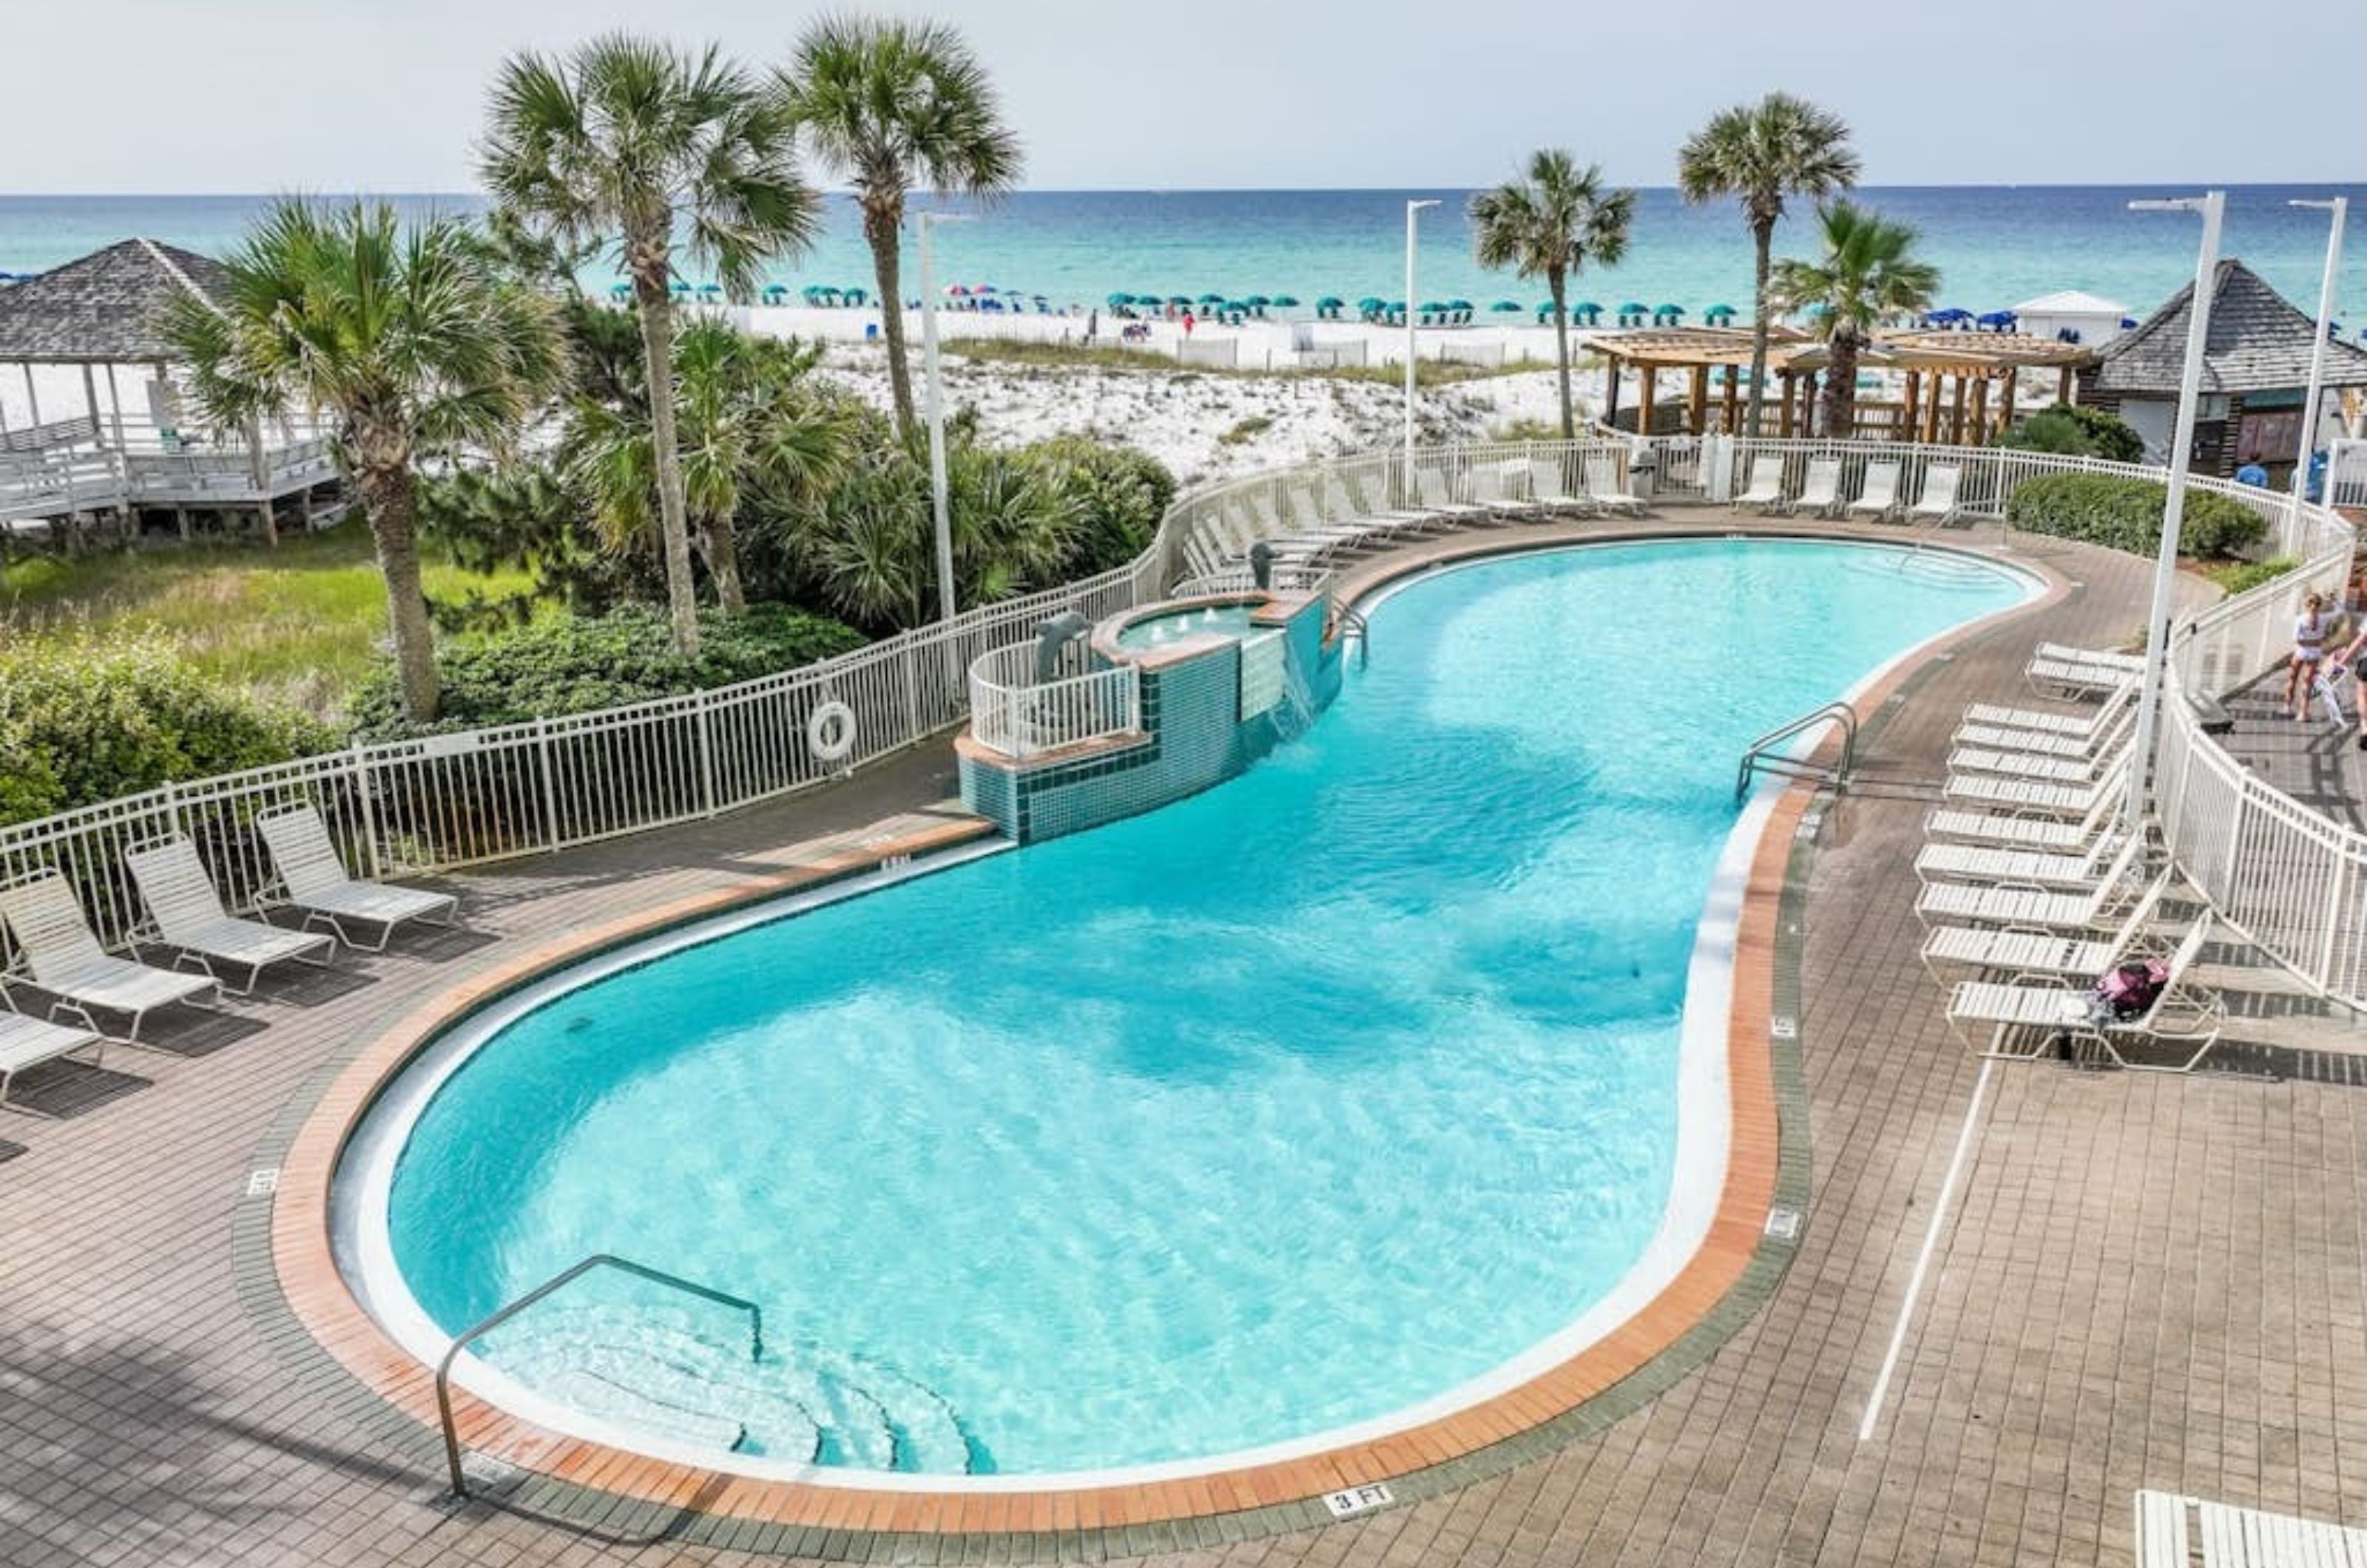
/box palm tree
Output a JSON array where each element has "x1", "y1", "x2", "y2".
[
  {"x1": 166, "y1": 200, "x2": 562, "y2": 723},
  {"x1": 1676, "y1": 92, "x2": 1861, "y2": 436},
  {"x1": 1469, "y1": 149, "x2": 1635, "y2": 440},
  {"x1": 783, "y1": 16, "x2": 1023, "y2": 441},
  {"x1": 1769, "y1": 200, "x2": 1940, "y2": 438},
  {"x1": 567, "y1": 320, "x2": 852, "y2": 614},
  {"x1": 482, "y1": 33, "x2": 820, "y2": 655}
]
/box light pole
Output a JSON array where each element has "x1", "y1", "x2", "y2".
[
  {"x1": 1404, "y1": 198, "x2": 1439, "y2": 498},
  {"x1": 2289, "y1": 197, "x2": 2348, "y2": 527},
  {"x1": 2121, "y1": 192, "x2": 2225, "y2": 832},
  {"x1": 916, "y1": 210, "x2": 971, "y2": 626}
]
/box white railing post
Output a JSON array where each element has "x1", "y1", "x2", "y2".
[
  {"x1": 351, "y1": 743, "x2": 385, "y2": 879},
  {"x1": 695, "y1": 689, "x2": 718, "y2": 817},
  {"x1": 533, "y1": 720, "x2": 562, "y2": 853}
]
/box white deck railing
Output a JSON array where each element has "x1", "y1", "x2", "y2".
[
  {"x1": 3, "y1": 431, "x2": 2360, "y2": 1008},
  {"x1": 966, "y1": 643, "x2": 1142, "y2": 760}
]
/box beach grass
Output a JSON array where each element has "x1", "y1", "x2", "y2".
[
  {"x1": 942, "y1": 336, "x2": 1550, "y2": 386},
  {"x1": 1, "y1": 524, "x2": 540, "y2": 720}
]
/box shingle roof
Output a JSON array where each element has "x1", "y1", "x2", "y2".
[
  {"x1": 2091, "y1": 258, "x2": 2367, "y2": 396},
  {"x1": 0, "y1": 239, "x2": 229, "y2": 364}
]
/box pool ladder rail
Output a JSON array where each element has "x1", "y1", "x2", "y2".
[
  {"x1": 436, "y1": 1254, "x2": 763, "y2": 1501},
  {"x1": 1735, "y1": 700, "x2": 1861, "y2": 804},
  {"x1": 1332, "y1": 602, "x2": 1370, "y2": 669}
]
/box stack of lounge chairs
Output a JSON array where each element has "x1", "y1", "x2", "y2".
[
  {"x1": 0, "y1": 808, "x2": 462, "y2": 1101},
  {"x1": 1911, "y1": 643, "x2": 2226, "y2": 1072},
  {"x1": 1178, "y1": 450, "x2": 1655, "y2": 586}
]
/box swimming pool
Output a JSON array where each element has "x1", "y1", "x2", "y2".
[{"x1": 345, "y1": 538, "x2": 2033, "y2": 1484}]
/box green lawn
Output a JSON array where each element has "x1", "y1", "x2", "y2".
[{"x1": 0, "y1": 524, "x2": 538, "y2": 720}]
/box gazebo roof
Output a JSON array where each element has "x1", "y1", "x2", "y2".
[
  {"x1": 0, "y1": 238, "x2": 229, "y2": 365},
  {"x1": 2092, "y1": 258, "x2": 2367, "y2": 396},
  {"x1": 1587, "y1": 325, "x2": 1812, "y2": 368},
  {"x1": 1785, "y1": 330, "x2": 2098, "y2": 379}
]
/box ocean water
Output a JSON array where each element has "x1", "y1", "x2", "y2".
[
  {"x1": 373, "y1": 538, "x2": 2032, "y2": 1476},
  {"x1": 4, "y1": 186, "x2": 2366, "y2": 326}
]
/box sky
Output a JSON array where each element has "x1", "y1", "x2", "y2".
[{"x1": 8, "y1": 0, "x2": 2359, "y2": 192}]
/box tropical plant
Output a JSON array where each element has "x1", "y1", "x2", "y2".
[
  {"x1": 482, "y1": 33, "x2": 820, "y2": 654},
  {"x1": 783, "y1": 16, "x2": 1023, "y2": 440},
  {"x1": 1769, "y1": 200, "x2": 1939, "y2": 436},
  {"x1": 1468, "y1": 149, "x2": 1635, "y2": 440},
  {"x1": 1993, "y1": 402, "x2": 2145, "y2": 464},
  {"x1": 1676, "y1": 92, "x2": 1861, "y2": 436},
  {"x1": 565, "y1": 319, "x2": 854, "y2": 614},
  {"x1": 165, "y1": 199, "x2": 564, "y2": 722},
  {"x1": 2005, "y1": 472, "x2": 2266, "y2": 559}
]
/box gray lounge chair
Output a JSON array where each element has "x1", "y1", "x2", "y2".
[
  {"x1": 0, "y1": 870, "x2": 221, "y2": 1043},
  {"x1": 0, "y1": 990, "x2": 105, "y2": 1109},
  {"x1": 126, "y1": 834, "x2": 337, "y2": 993},
  {"x1": 255, "y1": 805, "x2": 459, "y2": 951}
]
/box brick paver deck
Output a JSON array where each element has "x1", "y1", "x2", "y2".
[{"x1": 4, "y1": 512, "x2": 2363, "y2": 1568}]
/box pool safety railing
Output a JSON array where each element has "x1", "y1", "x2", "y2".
[
  {"x1": 436, "y1": 1254, "x2": 763, "y2": 1501},
  {"x1": 965, "y1": 643, "x2": 1143, "y2": 760},
  {"x1": 1735, "y1": 700, "x2": 1862, "y2": 803},
  {"x1": 1333, "y1": 602, "x2": 1371, "y2": 669},
  {"x1": 1, "y1": 432, "x2": 2357, "y2": 1007}
]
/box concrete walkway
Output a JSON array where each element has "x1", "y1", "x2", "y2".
[{"x1": 4, "y1": 513, "x2": 2364, "y2": 1568}]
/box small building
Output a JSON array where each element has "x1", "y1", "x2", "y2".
[
  {"x1": 2009, "y1": 290, "x2": 2130, "y2": 350},
  {"x1": 0, "y1": 238, "x2": 340, "y2": 541},
  {"x1": 2077, "y1": 259, "x2": 2367, "y2": 486}
]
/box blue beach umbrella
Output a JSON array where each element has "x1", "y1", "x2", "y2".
[
  {"x1": 609, "y1": 283, "x2": 632, "y2": 300},
  {"x1": 1167, "y1": 294, "x2": 1192, "y2": 305},
  {"x1": 1198, "y1": 291, "x2": 1226, "y2": 304},
  {"x1": 1271, "y1": 294, "x2": 1300, "y2": 308},
  {"x1": 1107, "y1": 291, "x2": 1134, "y2": 306},
  {"x1": 1244, "y1": 294, "x2": 1271, "y2": 306},
  {"x1": 1356, "y1": 296, "x2": 1385, "y2": 310},
  {"x1": 1976, "y1": 309, "x2": 2017, "y2": 330},
  {"x1": 760, "y1": 284, "x2": 788, "y2": 304},
  {"x1": 1492, "y1": 300, "x2": 1524, "y2": 312},
  {"x1": 670, "y1": 280, "x2": 692, "y2": 296}
]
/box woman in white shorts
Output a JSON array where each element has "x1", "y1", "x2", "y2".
[{"x1": 2287, "y1": 592, "x2": 2332, "y2": 721}]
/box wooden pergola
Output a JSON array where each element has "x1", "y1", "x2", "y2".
[{"x1": 1590, "y1": 325, "x2": 2098, "y2": 444}]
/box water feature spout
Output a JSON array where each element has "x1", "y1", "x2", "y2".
[{"x1": 1035, "y1": 612, "x2": 1093, "y2": 683}]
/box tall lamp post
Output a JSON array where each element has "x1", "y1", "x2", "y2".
[
  {"x1": 1404, "y1": 198, "x2": 1439, "y2": 497},
  {"x1": 2121, "y1": 191, "x2": 2226, "y2": 832},
  {"x1": 2289, "y1": 197, "x2": 2348, "y2": 527},
  {"x1": 916, "y1": 210, "x2": 971, "y2": 626}
]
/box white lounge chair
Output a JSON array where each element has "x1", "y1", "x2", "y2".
[
  {"x1": 0, "y1": 990, "x2": 106, "y2": 1109},
  {"x1": 1946, "y1": 917, "x2": 2224, "y2": 1070},
  {"x1": 1954, "y1": 717, "x2": 2128, "y2": 760},
  {"x1": 1920, "y1": 873, "x2": 2170, "y2": 987},
  {"x1": 1915, "y1": 835, "x2": 2148, "y2": 932},
  {"x1": 1416, "y1": 464, "x2": 1493, "y2": 520},
  {"x1": 1925, "y1": 760, "x2": 2130, "y2": 850},
  {"x1": 1907, "y1": 464, "x2": 1962, "y2": 526},
  {"x1": 125, "y1": 834, "x2": 338, "y2": 994},
  {"x1": 1730, "y1": 456, "x2": 1783, "y2": 513},
  {"x1": 1943, "y1": 756, "x2": 2131, "y2": 819},
  {"x1": 0, "y1": 870, "x2": 221, "y2": 1043},
  {"x1": 255, "y1": 805, "x2": 459, "y2": 951},
  {"x1": 1783, "y1": 456, "x2": 1843, "y2": 518},
  {"x1": 2027, "y1": 658, "x2": 2136, "y2": 701},
  {"x1": 1948, "y1": 743, "x2": 2121, "y2": 785},
  {"x1": 2036, "y1": 642, "x2": 2147, "y2": 674},
  {"x1": 1961, "y1": 681, "x2": 2136, "y2": 744},
  {"x1": 1582, "y1": 455, "x2": 1645, "y2": 516},
  {"x1": 1914, "y1": 827, "x2": 2133, "y2": 890},
  {"x1": 1843, "y1": 460, "x2": 1903, "y2": 521},
  {"x1": 1528, "y1": 454, "x2": 1588, "y2": 512}
]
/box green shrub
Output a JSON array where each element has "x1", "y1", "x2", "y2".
[
  {"x1": 0, "y1": 635, "x2": 336, "y2": 825},
  {"x1": 2003, "y1": 471, "x2": 2268, "y2": 559},
  {"x1": 1017, "y1": 436, "x2": 1178, "y2": 578},
  {"x1": 348, "y1": 604, "x2": 869, "y2": 738},
  {"x1": 2205, "y1": 555, "x2": 2301, "y2": 596},
  {"x1": 1995, "y1": 402, "x2": 2145, "y2": 464}
]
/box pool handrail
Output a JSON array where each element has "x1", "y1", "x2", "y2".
[
  {"x1": 435, "y1": 1252, "x2": 763, "y2": 1501},
  {"x1": 1735, "y1": 700, "x2": 1863, "y2": 804}
]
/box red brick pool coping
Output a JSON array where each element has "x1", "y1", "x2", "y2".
[{"x1": 269, "y1": 526, "x2": 2069, "y2": 1544}]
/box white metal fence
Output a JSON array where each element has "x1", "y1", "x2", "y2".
[
  {"x1": 966, "y1": 644, "x2": 1142, "y2": 760},
  {"x1": 4, "y1": 431, "x2": 2363, "y2": 1007}
]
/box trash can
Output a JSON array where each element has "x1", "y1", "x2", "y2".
[
  {"x1": 1628, "y1": 448, "x2": 1658, "y2": 501},
  {"x1": 864, "y1": 322, "x2": 880, "y2": 342}
]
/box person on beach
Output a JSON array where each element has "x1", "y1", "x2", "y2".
[
  {"x1": 2286, "y1": 591, "x2": 2332, "y2": 721},
  {"x1": 1182, "y1": 310, "x2": 1195, "y2": 338}
]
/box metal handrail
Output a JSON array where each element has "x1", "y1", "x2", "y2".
[
  {"x1": 1735, "y1": 700, "x2": 1860, "y2": 804},
  {"x1": 1333, "y1": 603, "x2": 1371, "y2": 669},
  {"x1": 434, "y1": 1253, "x2": 763, "y2": 1500}
]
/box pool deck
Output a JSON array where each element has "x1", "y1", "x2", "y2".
[{"x1": 6, "y1": 510, "x2": 2367, "y2": 1567}]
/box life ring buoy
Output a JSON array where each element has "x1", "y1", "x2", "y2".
[{"x1": 807, "y1": 700, "x2": 857, "y2": 763}]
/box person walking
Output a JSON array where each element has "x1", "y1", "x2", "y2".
[
  {"x1": 2286, "y1": 590, "x2": 2334, "y2": 722},
  {"x1": 1182, "y1": 309, "x2": 1195, "y2": 339},
  {"x1": 2331, "y1": 598, "x2": 2367, "y2": 747}
]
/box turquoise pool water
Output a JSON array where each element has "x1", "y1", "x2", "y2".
[
  {"x1": 372, "y1": 539, "x2": 2030, "y2": 1478},
  {"x1": 1115, "y1": 602, "x2": 1258, "y2": 649}
]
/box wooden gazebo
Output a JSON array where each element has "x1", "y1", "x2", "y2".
[{"x1": 1590, "y1": 325, "x2": 2098, "y2": 444}]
